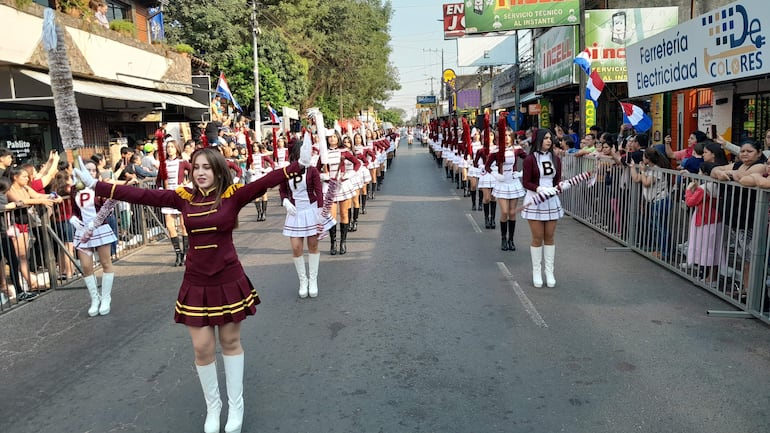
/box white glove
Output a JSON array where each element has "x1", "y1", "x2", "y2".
[
  {"x1": 536, "y1": 186, "x2": 558, "y2": 196},
  {"x1": 493, "y1": 173, "x2": 504, "y2": 182},
  {"x1": 512, "y1": 171, "x2": 523, "y2": 179},
  {"x1": 232, "y1": 176, "x2": 240, "y2": 184},
  {"x1": 558, "y1": 181, "x2": 571, "y2": 191},
  {"x1": 320, "y1": 172, "x2": 330, "y2": 181},
  {"x1": 282, "y1": 198, "x2": 296, "y2": 216},
  {"x1": 73, "y1": 166, "x2": 97, "y2": 189}
]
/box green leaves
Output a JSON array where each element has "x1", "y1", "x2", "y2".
[{"x1": 164, "y1": 0, "x2": 399, "y2": 121}]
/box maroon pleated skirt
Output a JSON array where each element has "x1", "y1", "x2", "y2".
[{"x1": 174, "y1": 274, "x2": 260, "y2": 327}]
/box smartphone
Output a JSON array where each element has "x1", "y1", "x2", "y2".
[
  {"x1": 711, "y1": 124, "x2": 717, "y2": 138},
  {"x1": 473, "y1": 0, "x2": 484, "y2": 15},
  {"x1": 611, "y1": 11, "x2": 627, "y2": 45}
]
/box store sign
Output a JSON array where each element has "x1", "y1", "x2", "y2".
[
  {"x1": 6, "y1": 140, "x2": 31, "y2": 159},
  {"x1": 417, "y1": 95, "x2": 437, "y2": 105},
  {"x1": 443, "y1": 3, "x2": 465, "y2": 39},
  {"x1": 534, "y1": 25, "x2": 577, "y2": 92},
  {"x1": 464, "y1": 0, "x2": 580, "y2": 34},
  {"x1": 627, "y1": 0, "x2": 768, "y2": 97},
  {"x1": 585, "y1": 7, "x2": 679, "y2": 83},
  {"x1": 457, "y1": 34, "x2": 518, "y2": 67},
  {"x1": 528, "y1": 104, "x2": 541, "y2": 115}
]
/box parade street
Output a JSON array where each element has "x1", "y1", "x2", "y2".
[{"x1": 1, "y1": 139, "x2": 769, "y2": 433}]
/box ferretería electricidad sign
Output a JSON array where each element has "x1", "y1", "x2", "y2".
[{"x1": 626, "y1": 0, "x2": 767, "y2": 97}]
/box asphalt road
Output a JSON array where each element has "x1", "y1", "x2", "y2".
[{"x1": 1, "y1": 139, "x2": 769, "y2": 433}]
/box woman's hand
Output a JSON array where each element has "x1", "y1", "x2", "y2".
[{"x1": 687, "y1": 181, "x2": 698, "y2": 191}]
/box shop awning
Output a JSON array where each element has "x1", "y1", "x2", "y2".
[
  {"x1": 520, "y1": 92, "x2": 541, "y2": 103},
  {"x1": 19, "y1": 69, "x2": 207, "y2": 109}
]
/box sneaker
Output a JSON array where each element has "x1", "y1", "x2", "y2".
[{"x1": 17, "y1": 291, "x2": 38, "y2": 302}]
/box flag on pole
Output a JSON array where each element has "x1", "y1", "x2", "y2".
[
  {"x1": 620, "y1": 102, "x2": 653, "y2": 133},
  {"x1": 216, "y1": 72, "x2": 242, "y2": 112},
  {"x1": 267, "y1": 104, "x2": 281, "y2": 124},
  {"x1": 586, "y1": 71, "x2": 605, "y2": 105},
  {"x1": 573, "y1": 49, "x2": 592, "y2": 75}
]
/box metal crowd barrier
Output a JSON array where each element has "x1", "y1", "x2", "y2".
[
  {"x1": 561, "y1": 154, "x2": 770, "y2": 324},
  {"x1": 0, "y1": 179, "x2": 167, "y2": 313}
]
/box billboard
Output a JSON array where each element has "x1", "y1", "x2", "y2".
[
  {"x1": 627, "y1": 0, "x2": 768, "y2": 97},
  {"x1": 534, "y1": 26, "x2": 577, "y2": 92},
  {"x1": 443, "y1": 3, "x2": 465, "y2": 39},
  {"x1": 417, "y1": 95, "x2": 438, "y2": 105},
  {"x1": 457, "y1": 34, "x2": 517, "y2": 67},
  {"x1": 464, "y1": 0, "x2": 580, "y2": 34},
  {"x1": 585, "y1": 7, "x2": 679, "y2": 83}
]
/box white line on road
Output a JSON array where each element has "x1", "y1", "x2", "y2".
[
  {"x1": 466, "y1": 213, "x2": 482, "y2": 233},
  {"x1": 497, "y1": 262, "x2": 548, "y2": 328}
]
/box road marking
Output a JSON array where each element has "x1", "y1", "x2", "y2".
[
  {"x1": 497, "y1": 262, "x2": 548, "y2": 328},
  {"x1": 466, "y1": 213, "x2": 482, "y2": 233}
]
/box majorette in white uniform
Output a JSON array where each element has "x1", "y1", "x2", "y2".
[
  {"x1": 477, "y1": 145, "x2": 498, "y2": 189},
  {"x1": 161, "y1": 158, "x2": 190, "y2": 215},
  {"x1": 282, "y1": 170, "x2": 335, "y2": 238},
  {"x1": 491, "y1": 147, "x2": 526, "y2": 199},
  {"x1": 521, "y1": 152, "x2": 564, "y2": 221},
  {"x1": 71, "y1": 187, "x2": 118, "y2": 249}
]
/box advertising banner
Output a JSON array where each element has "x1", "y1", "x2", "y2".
[
  {"x1": 417, "y1": 95, "x2": 438, "y2": 105},
  {"x1": 627, "y1": 0, "x2": 768, "y2": 97},
  {"x1": 585, "y1": 7, "x2": 679, "y2": 83},
  {"x1": 443, "y1": 3, "x2": 465, "y2": 39},
  {"x1": 457, "y1": 34, "x2": 518, "y2": 67},
  {"x1": 464, "y1": 0, "x2": 580, "y2": 34},
  {"x1": 534, "y1": 26, "x2": 577, "y2": 92}
]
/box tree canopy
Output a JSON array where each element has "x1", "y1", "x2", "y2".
[{"x1": 164, "y1": 0, "x2": 400, "y2": 123}]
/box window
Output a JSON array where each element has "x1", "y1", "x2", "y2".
[{"x1": 106, "y1": 0, "x2": 132, "y2": 22}]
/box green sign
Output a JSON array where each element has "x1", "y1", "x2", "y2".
[
  {"x1": 464, "y1": 0, "x2": 581, "y2": 34},
  {"x1": 534, "y1": 26, "x2": 577, "y2": 93},
  {"x1": 585, "y1": 7, "x2": 679, "y2": 83}
]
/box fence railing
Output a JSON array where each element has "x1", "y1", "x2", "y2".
[
  {"x1": 0, "y1": 180, "x2": 167, "y2": 313},
  {"x1": 561, "y1": 154, "x2": 770, "y2": 324}
]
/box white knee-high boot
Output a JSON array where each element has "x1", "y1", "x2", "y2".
[
  {"x1": 292, "y1": 256, "x2": 308, "y2": 298},
  {"x1": 84, "y1": 275, "x2": 100, "y2": 317},
  {"x1": 530, "y1": 246, "x2": 543, "y2": 288},
  {"x1": 223, "y1": 353, "x2": 244, "y2": 433},
  {"x1": 307, "y1": 252, "x2": 320, "y2": 298},
  {"x1": 99, "y1": 272, "x2": 114, "y2": 315},
  {"x1": 543, "y1": 245, "x2": 556, "y2": 287},
  {"x1": 195, "y1": 361, "x2": 222, "y2": 433}
]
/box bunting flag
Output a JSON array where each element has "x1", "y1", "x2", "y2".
[
  {"x1": 267, "y1": 103, "x2": 281, "y2": 124},
  {"x1": 620, "y1": 102, "x2": 653, "y2": 133},
  {"x1": 216, "y1": 72, "x2": 242, "y2": 112},
  {"x1": 586, "y1": 70, "x2": 605, "y2": 105},
  {"x1": 573, "y1": 49, "x2": 592, "y2": 75}
]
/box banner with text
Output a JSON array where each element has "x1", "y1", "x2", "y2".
[
  {"x1": 457, "y1": 34, "x2": 518, "y2": 67},
  {"x1": 443, "y1": 3, "x2": 465, "y2": 39},
  {"x1": 464, "y1": 0, "x2": 580, "y2": 34},
  {"x1": 627, "y1": 0, "x2": 767, "y2": 97},
  {"x1": 534, "y1": 26, "x2": 578, "y2": 93},
  {"x1": 585, "y1": 7, "x2": 679, "y2": 83}
]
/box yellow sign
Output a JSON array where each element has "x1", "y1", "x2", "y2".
[{"x1": 443, "y1": 69, "x2": 456, "y2": 83}]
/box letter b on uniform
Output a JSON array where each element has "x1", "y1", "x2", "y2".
[{"x1": 542, "y1": 161, "x2": 554, "y2": 176}]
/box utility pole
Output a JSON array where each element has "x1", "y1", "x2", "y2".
[
  {"x1": 252, "y1": 0, "x2": 262, "y2": 141},
  {"x1": 578, "y1": 0, "x2": 586, "y2": 135},
  {"x1": 422, "y1": 48, "x2": 444, "y2": 100}
]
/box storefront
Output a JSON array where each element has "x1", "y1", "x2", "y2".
[
  {"x1": 626, "y1": 0, "x2": 770, "y2": 147},
  {"x1": 0, "y1": 105, "x2": 55, "y2": 162}
]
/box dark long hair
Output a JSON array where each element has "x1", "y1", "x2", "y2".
[
  {"x1": 530, "y1": 128, "x2": 554, "y2": 154},
  {"x1": 288, "y1": 139, "x2": 307, "y2": 189},
  {"x1": 189, "y1": 147, "x2": 233, "y2": 209},
  {"x1": 643, "y1": 148, "x2": 670, "y2": 169}
]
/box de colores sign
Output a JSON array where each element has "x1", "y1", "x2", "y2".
[{"x1": 626, "y1": 0, "x2": 767, "y2": 97}]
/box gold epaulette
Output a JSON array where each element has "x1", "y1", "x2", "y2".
[
  {"x1": 176, "y1": 186, "x2": 193, "y2": 201},
  {"x1": 222, "y1": 184, "x2": 242, "y2": 199}
]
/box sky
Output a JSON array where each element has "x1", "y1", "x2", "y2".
[{"x1": 386, "y1": 0, "x2": 476, "y2": 119}]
